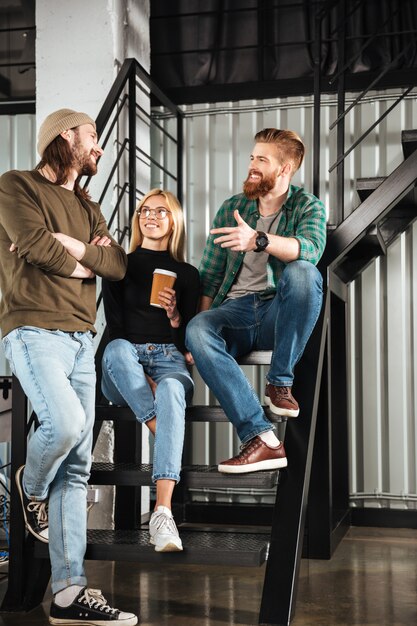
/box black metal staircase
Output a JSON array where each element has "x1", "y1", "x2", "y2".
[
  {"x1": 3, "y1": 113, "x2": 417, "y2": 626},
  {"x1": 33, "y1": 351, "x2": 283, "y2": 570},
  {"x1": 322, "y1": 135, "x2": 417, "y2": 282},
  {"x1": 2, "y1": 2, "x2": 417, "y2": 623}
]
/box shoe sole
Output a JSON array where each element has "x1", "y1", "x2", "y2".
[
  {"x1": 218, "y1": 457, "x2": 288, "y2": 474},
  {"x1": 150, "y1": 538, "x2": 183, "y2": 552},
  {"x1": 49, "y1": 616, "x2": 138, "y2": 625},
  {"x1": 265, "y1": 395, "x2": 299, "y2": 418},
  {"x1": 15, "y1": 465, "x2": 49, "y2": 544}
]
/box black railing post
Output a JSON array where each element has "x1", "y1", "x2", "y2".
[
  {"x1": 128, "y1": 69, "x2": 137, "y2": 219},
  {"x1": 336, "y1": 0, "x2": 346, "y2": 224},
  {"x1": 1, "y1": 377, "x2": 27, "y2": 610},
  {"x1": 176, "y1": 113, "x2": 184, "y2": 205},
  {"x1": 313, "y1": 10, "x2": 322, "y2": 199},
  {"x1": 259, "y1": 291, "x2": 329, "y2": 625}
]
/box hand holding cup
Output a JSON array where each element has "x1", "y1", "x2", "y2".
[
  {"x1": 158, "y1": 287, "x2": 178, "y2": 318},
  {"x1": 150, "y1": 269, "x2": 177, "y2": 307},
  {"x1": 150, "y1": 268, "x2": 179, "y2": 324}
]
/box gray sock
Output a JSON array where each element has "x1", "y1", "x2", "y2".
[{"x1": 54, "y1": 584, "x2": 84, "y2": 607}]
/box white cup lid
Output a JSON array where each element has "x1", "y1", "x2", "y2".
[{"x1": 153, "y1": 268, "x2": 177, "y2": 278}]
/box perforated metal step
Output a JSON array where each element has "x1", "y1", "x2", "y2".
[
  {"x1": 184, "y1": 464, "x2": 279, "y2": 489},
  {"x1": 95, "y1": 403, "x2": 286, "y2": 423},
  {"x1": 90, "y1": 462, "x2": 280, "y2": 489},
  {"x1": 34, "y1": 529, "x2": 269, "y2": 566},
  {"x1": 186, "y1": 405, "x2": 286, "y2": 423}
]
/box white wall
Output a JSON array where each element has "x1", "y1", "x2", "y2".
[
  {"x1": 0, "y1": 114, "x2": 38, "y2": 375},
  {"x1": 36, "y1": 0, "x2": 150, "y2": 203}
]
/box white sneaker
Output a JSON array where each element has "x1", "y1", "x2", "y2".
[{"x1": 149, "y1": 505, "x2": 183, "y2": 552}]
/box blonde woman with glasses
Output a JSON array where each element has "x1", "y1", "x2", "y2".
[{"x1": 101, "y1": 189, "x2": 199, "y2": 552}]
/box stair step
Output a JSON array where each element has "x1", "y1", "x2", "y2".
[
  {"x1": 91, "y1": 462, "x2": 153, "y2": 486},
  {"x1": 356, "y1": 177, "x2": 385, "y2": 201},
  {"x1": 96, "y1": 404, "x2": 286, "y2": 423},
  {"x1": 402, "y1": 129, "x2": 417, "y2": 159},
  {"x1": 34, "y1": 529, "x2": 269, "y2": 567},
  {"x1": 237, "y1": 350, "x2": 272, "y2": 365},
  {"x1": 356, "y1": 177, "x2": 417, "y2": 208},
  {"x1": 184, "y1": 464, "x2": 279, "y2": 489},
  {"x1": 186, "y1": 405, "x2": 286, "y2": 423},
  {"x1": 333, "y1": 224, "x2": 386, "y2": 283},
  {"x1": 90, "y1": 462, "x2": 279, "y2": 489}
]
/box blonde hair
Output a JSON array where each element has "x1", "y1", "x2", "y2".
[
  {"x1": 129, "y1": 188, "x2": 186, "y2": 262},
  {"x1": 254, "y1": 128, "x2": 305, "y2": 175}
]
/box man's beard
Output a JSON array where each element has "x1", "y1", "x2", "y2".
[
  {"x1": 71, "y1": 135, "x2": 98, "y2": 177},
  {"x1": 243, "y1": 170, "x2": 277, "y2": 200}
]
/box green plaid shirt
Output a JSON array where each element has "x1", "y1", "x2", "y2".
[{"x1": 199, "y1": 184, "x2": 327, "y2": 308}]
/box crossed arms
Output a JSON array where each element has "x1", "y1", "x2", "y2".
[{"x1": 0, "y1": 171, "x2": 126, "y2": 281}]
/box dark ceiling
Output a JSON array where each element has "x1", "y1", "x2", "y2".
[
  {"x1": 0, "y1": 0, "x2": 35, "y2": 106},
  {"x1": 150, "y1": 0, "x2": 417, "y2": 105},
  {"x1": 1, "y1": 1, "x2": 416, "y2": 112}
]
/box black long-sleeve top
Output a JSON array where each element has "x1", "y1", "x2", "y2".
[{"x1": 102, "y1": 247, "x2": 200, "y2": 353}]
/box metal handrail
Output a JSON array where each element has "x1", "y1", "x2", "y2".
[
  {"x1": 77, "y1": 59, "x2": 184, "y2": 311},
  {"x1": 329, "y1": 86, "x2": 414, "y2": 173},
  {"x1": 313, "y1": 0, "x2": 417, "y2": 224},
  {"x1": 83, "y1": 57, "x2": 183, "y2": 209}
]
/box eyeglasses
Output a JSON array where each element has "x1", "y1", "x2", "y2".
[{"x1": 136, "y1": 207, "x2": 171, "y2": 220}]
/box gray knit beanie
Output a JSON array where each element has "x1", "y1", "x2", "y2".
[{"x1": 37, "y1": 108, "x2": 96, "y2": 156}]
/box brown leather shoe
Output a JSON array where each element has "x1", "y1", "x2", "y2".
[
  {"x1": 218, "y1": 435, "x2": 287, "y2": 474},
  {"x1": 265, "y1": 384, "x2": 299, "y2": 417}
]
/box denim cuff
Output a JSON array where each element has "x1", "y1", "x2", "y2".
[
  {"x1": 139, "y1": 411, "x2": 156, "y2": 424},
  {"x1": 266, "y1": 377, "x2": 293, "y2": 387},
  {"x1": 152, "y1": 472, "x2": 180, "y2": 484},
  {"x1": 240, "y1": 425, "x2": 274, "y2": 446},
  {"x1": 52, "y1": 575, "x2": 87, "y2": 595}
]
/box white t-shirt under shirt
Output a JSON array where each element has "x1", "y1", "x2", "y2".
[{"x1": 226, "y1": 210, "x2": 281, "y2": 300}]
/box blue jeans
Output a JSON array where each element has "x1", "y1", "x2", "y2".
[
  {"x1": 2, "y1": 327, "x2": 96, "y2": 595},
  {"x1": 186, "y1": 261, "x2": 323, "y2": 443},
  {"x1": 101, "y1": 340, "x2": 194, "y2": 483}
]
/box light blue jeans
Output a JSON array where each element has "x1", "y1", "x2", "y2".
[
  {"x1": 186, "y1": 261, "x2": 323, "y2": 443},
  {"x1": 2, "y1": 327, "x2": 96, "y2": 595},
  {"x1": 101, "y1": 340, "x2": 194, "y2": 483}
]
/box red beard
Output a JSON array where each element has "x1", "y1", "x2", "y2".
[{"x1": 243, "y1": 170, "x2": 277, "y2": 199}]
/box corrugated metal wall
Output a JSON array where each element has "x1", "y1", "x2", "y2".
[
  {"x1": 3, "y1": 87, "x2": 417, "y2": 508},
  {"x1": 349, "y1": 226, "x2": 417, "y2": 510},
  {"x1": 154, "y1": 88, "x2": 417, "y2": 506},
  {"x1": 0, "y1": 114, "x2": 37, "y2": 376},
  {"x1": 0, "y1": 114, "x2": 37, "y2": 471}
]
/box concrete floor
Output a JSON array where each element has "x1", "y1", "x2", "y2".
[{"x1": 0, "y1": 526, "x2": 416, "y2": 625}]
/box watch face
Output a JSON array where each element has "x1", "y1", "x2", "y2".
[{"x1": 255, "y1": 233, "x2": 269, "y2": 251}]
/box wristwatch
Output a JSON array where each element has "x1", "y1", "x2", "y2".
[{"x1": 254, "y1": 231, "x2": 269, "y2": 253}]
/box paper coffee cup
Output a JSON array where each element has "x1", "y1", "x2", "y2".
[{"x1": 150, "y1": 269, "x2": 177, "y2": 307}]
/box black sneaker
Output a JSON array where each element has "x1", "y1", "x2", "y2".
[
  {"x1": 49, "y1": 587, "x2": 138, "y2": 625},
  {"x1": 15, "y1": 465, "x2": 49, "y2": 543}
]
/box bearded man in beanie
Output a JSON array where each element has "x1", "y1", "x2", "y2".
[{"x1": 0, "y1": 109, "x2": 137, "y2": 625}]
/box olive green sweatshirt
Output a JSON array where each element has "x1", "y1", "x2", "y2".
[{"x1": 0, "y1": 169, "x2": 127, "y2": 337}]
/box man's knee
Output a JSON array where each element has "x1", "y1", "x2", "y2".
[
  {"x1": 185, "y1": 312, "x2": 210, "y2": 349},
  {"x1": 282, "y1": 260, "x2": 322, "y2": 293},
  {"x1": 54, "y1": 416, "x2": 85, "y2": 455}
]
